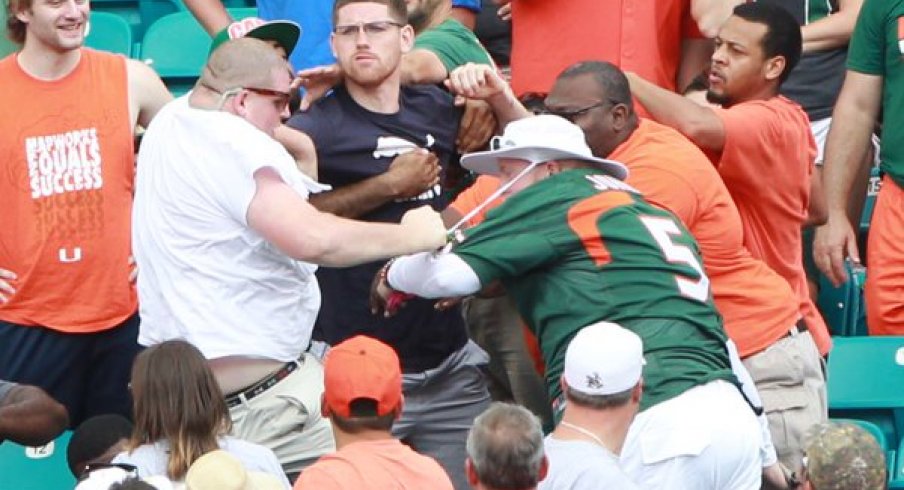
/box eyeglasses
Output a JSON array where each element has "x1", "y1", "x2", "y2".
[
  {"x1": 78, "y1": 462, "x2": 139, "y2": 482},
  {"x1": 542, "y1": 100, "x2": 617, "y2": 122},
  {"x1": 244, "y1": 86, "x2": 292, "y2": 109},
  {"x1": 334, "y1": 20, "x2": 404, "y2": 38}
]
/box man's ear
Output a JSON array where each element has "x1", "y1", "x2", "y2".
[
  {"x1": 610, "y1": 103, "x2": 631, "y2": 132},
  {"x1": 465, "y1": 458, "x2": 480, "y2": 487},
  {"x1": 329, "y1": 33, "x2": 338, "y2": 59},
  {"x1": 764, "y1": 55, "x2": 786, "y2": 83},
  {"x1": 538, "y1": 455, "x2": 550, "y2": 481},
  {"x1": 400, "y1": 24, "x2": 415, "y2": 54}
]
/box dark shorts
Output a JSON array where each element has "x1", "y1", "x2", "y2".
[{"x1": 0, "y1": 314, "x2": 142, "y2": 427}]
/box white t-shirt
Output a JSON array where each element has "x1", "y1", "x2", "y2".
[
  {"x1": 112, "y1": 436, "x2": 289, "y2": 489},
  {"x1": 133, "y1": 95, "x2": 326, "y2": 361},
  {"x1": 539, "y1": 436, "x2": 640, "y2": 490}
]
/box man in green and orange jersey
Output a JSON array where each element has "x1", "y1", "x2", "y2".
[{"x1": 373, "y1": 115, "x2": 765, "y2": 489}]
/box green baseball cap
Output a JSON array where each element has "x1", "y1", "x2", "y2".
[{"x1": 209, "y1": 18, "x2": 301, "y2": 57}]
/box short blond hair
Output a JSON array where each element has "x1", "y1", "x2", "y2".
[{"x1": 198, "y1": 37, "x2": 292, "y2": 94}]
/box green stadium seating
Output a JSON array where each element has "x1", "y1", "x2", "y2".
[
  {"x1": 817, "y1": 260, "x2": 867, "y2": 337},
  {"x1": 139, "y1": 0, "x2": 188, "y2": 39},
  {"x1": 139, "y1": 11, "x2": 211, "y2": 94},
  {"x1": 91, "y1": 0, "x2": 143, "y2": 40},
  {"x1": 85, "y1": 11, "x2": 134, "y2": 56},
  {"x1": 0, "y1": 431, "x2": 75, "y2": 490}
]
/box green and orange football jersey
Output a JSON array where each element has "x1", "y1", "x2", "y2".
[{"x1": 455, "y1": 168, "x2": 736, "y2": 411}]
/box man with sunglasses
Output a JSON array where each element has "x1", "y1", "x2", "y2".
[
  {"x1": 131, "y1": 37, "x2": 449, "y2": 477},
  {"x1": 286, "y1": 1, "x2": 490, "y2": 488}
]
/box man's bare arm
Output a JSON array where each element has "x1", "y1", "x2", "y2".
[
  {"x1": 691, "y1": 0, "x2": 743, "y2": 38},
  {"x1": 446, "y1": 63, "x2": 531, "y2": 127},
  {"x1": 308, "y1": 151, "x2": 440, "y2": 218},
  {"x1": 247, "y1": 168, "x2": 446, "y2": 267},
  {"x1": 127, "y1": 59, "x2": 173, "y2": 130},
  {"x1": 802, "y1": 0, "x2": 864, "y2": 52},
  {"x1": 401, "y1": 49, "x2": 450, "y2": 85},
  {"x1": 626, "y1": 72, "x2": 725, "y2": 151},
  {"x1": 813, "y1": 71, "x2": 882, "y2": 285},
  {"x1": 0, "y1": 385, "x2": 68, "y2": 447},
  {"x1": 273, "y1": 125, "x2": 318, "y2": 180},
  {"x1": 183, "y1": 0, "x2": 233, "y2": 35}
]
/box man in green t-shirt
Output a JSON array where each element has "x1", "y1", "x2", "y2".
[
  {"x1": 373, "y1": 115, "x2": 766, "y2": 488},
  {"x1": 813, "y1": 0, "x2": 904, "y2": 336}
]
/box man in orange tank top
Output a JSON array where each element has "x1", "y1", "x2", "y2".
[{"x1": 0, "y1": 0, "x2": 171, "y2": 426}]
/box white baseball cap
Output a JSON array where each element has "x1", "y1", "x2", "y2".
[
  {"x1": 563, "y1": 321, "x2": 645, "y2": 396},
  {"x1": 460, "y1": 115, "x2": 628, "y2": 180}
]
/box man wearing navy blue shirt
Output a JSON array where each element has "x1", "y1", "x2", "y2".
[{"x1": 286, "y1": 1, "x2": 490, "y2": 489}]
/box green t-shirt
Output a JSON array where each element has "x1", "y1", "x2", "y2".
[
  {"x1": 455, "y1": 169, "x2": 736, "y2": 412},
  {"x1": 847, "y1": 0, "x2": 904, "y2": 186},
  {"x1": 413, "y1": 19, "x2": 493, "y2": 74}
]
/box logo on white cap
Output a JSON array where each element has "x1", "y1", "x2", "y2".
[{"x1": 563, "y1": 321, "x2": 645, "y2": 396}]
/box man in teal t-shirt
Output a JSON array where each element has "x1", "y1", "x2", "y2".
[
  {"x1": 375, "y1": 115, "x2": 766, "y2": 489},
  {"x1": 814, "y1": 0, "x2": 904, "y2": 335}
]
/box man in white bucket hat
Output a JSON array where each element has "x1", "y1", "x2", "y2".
[{"x1": 372, "y1": 114, "x2": 765, "y2": 488}]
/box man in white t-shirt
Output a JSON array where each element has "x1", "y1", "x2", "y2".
[
  {"x1": 540, "y1": 322, "x2": 641, "y2": 490},
  {"x1": 131, "y1": 37, "x2": 447, "y2": 477}
]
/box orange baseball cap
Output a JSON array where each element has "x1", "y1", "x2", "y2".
[{"x1": 324, "y1": 335, "x2": 402, "y2": 418}]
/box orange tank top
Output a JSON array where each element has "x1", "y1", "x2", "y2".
[{"x1": 0, "y1": 49, "x2": 136, "y2": 332}]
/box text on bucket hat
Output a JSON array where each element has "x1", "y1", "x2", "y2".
[
  {"x1": 460, "y1": 115, "x2": 628, "y2": 180},
  {"x1": 563, "y1": 321, "x2": 645, "y2": 396},
  {"x1": 324, "y1": 335, "x2": 403, "y2": 418},
  {"x1": 209, "y1": 18, "x2": 301, "y2": 57}
]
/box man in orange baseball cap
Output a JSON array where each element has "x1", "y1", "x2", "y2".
[{"x1": 293, "y1": 335, "x2": 453, "y2": 489}]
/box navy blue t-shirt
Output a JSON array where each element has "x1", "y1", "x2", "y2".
[{"x1": 287, "y1": 85, "x2": 467, "y2": 372}]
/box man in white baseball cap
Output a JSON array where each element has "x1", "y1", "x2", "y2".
[{"x1": 540, "y1": 321, "x2": 643, "y2": 490}]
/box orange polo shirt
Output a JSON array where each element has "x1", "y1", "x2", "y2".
[
  {"x1": 713, "y1": 97, "x2": 831, "y2": 355},
  {"x1": 0, "y1": 49, "x2": 137, "y2": 333},
  {"x1": 510, "y1": 0, "x2": 702, "y2": 97}
]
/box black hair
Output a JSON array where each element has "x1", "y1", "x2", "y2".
[
  {"x1": 558, "y1": 61, "x2": 634, "y2": 110},
  {"x1": 732, "y1": 3, "x2": 802, "y2": 85},
  {"x1": 66, "y1": 414, "x2": 134, "y2": 477}
]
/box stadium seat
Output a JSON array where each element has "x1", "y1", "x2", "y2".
[
  {"x1": 0, "y1": 431, "x2": 76, "y2": 490},
  {"x1": 140, "y1": 11, "x2": 211, "y2": 95},
  {"x1": 817, "y1": 260, "x2": 867, "y2": 337},
  {"x1": 139, "y1": 0, "x2": 187, "y2": 39},
  {"x1": 91, "y1": 0, "x2": 143, "y2": 40},
  {"x1": 85, "y1": 11, "x2": 133, "y2": 56}
]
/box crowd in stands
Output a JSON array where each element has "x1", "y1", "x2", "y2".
[{"x1": 0, "y1": 0, "x2": 900, "y2": 488}]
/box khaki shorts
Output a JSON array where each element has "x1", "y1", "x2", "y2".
[
  {"x1": 228, "y1": 352, "x2": 335, "y2": 475},
  {"x1": 743, "y1": 330, "x2": 827, "y2": 473}
]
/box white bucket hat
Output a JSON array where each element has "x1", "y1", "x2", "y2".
[{"x1": 460, "y1": 115, "x2": 628, "y2": 180}]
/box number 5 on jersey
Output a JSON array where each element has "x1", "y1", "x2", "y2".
[{"x1": 640, "y1": 216, "x2": 711, "y2": 302}]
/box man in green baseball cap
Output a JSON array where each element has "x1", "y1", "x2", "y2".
[{"x1": 210, "y1": 17, "x2": 300, "y2": 59}]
